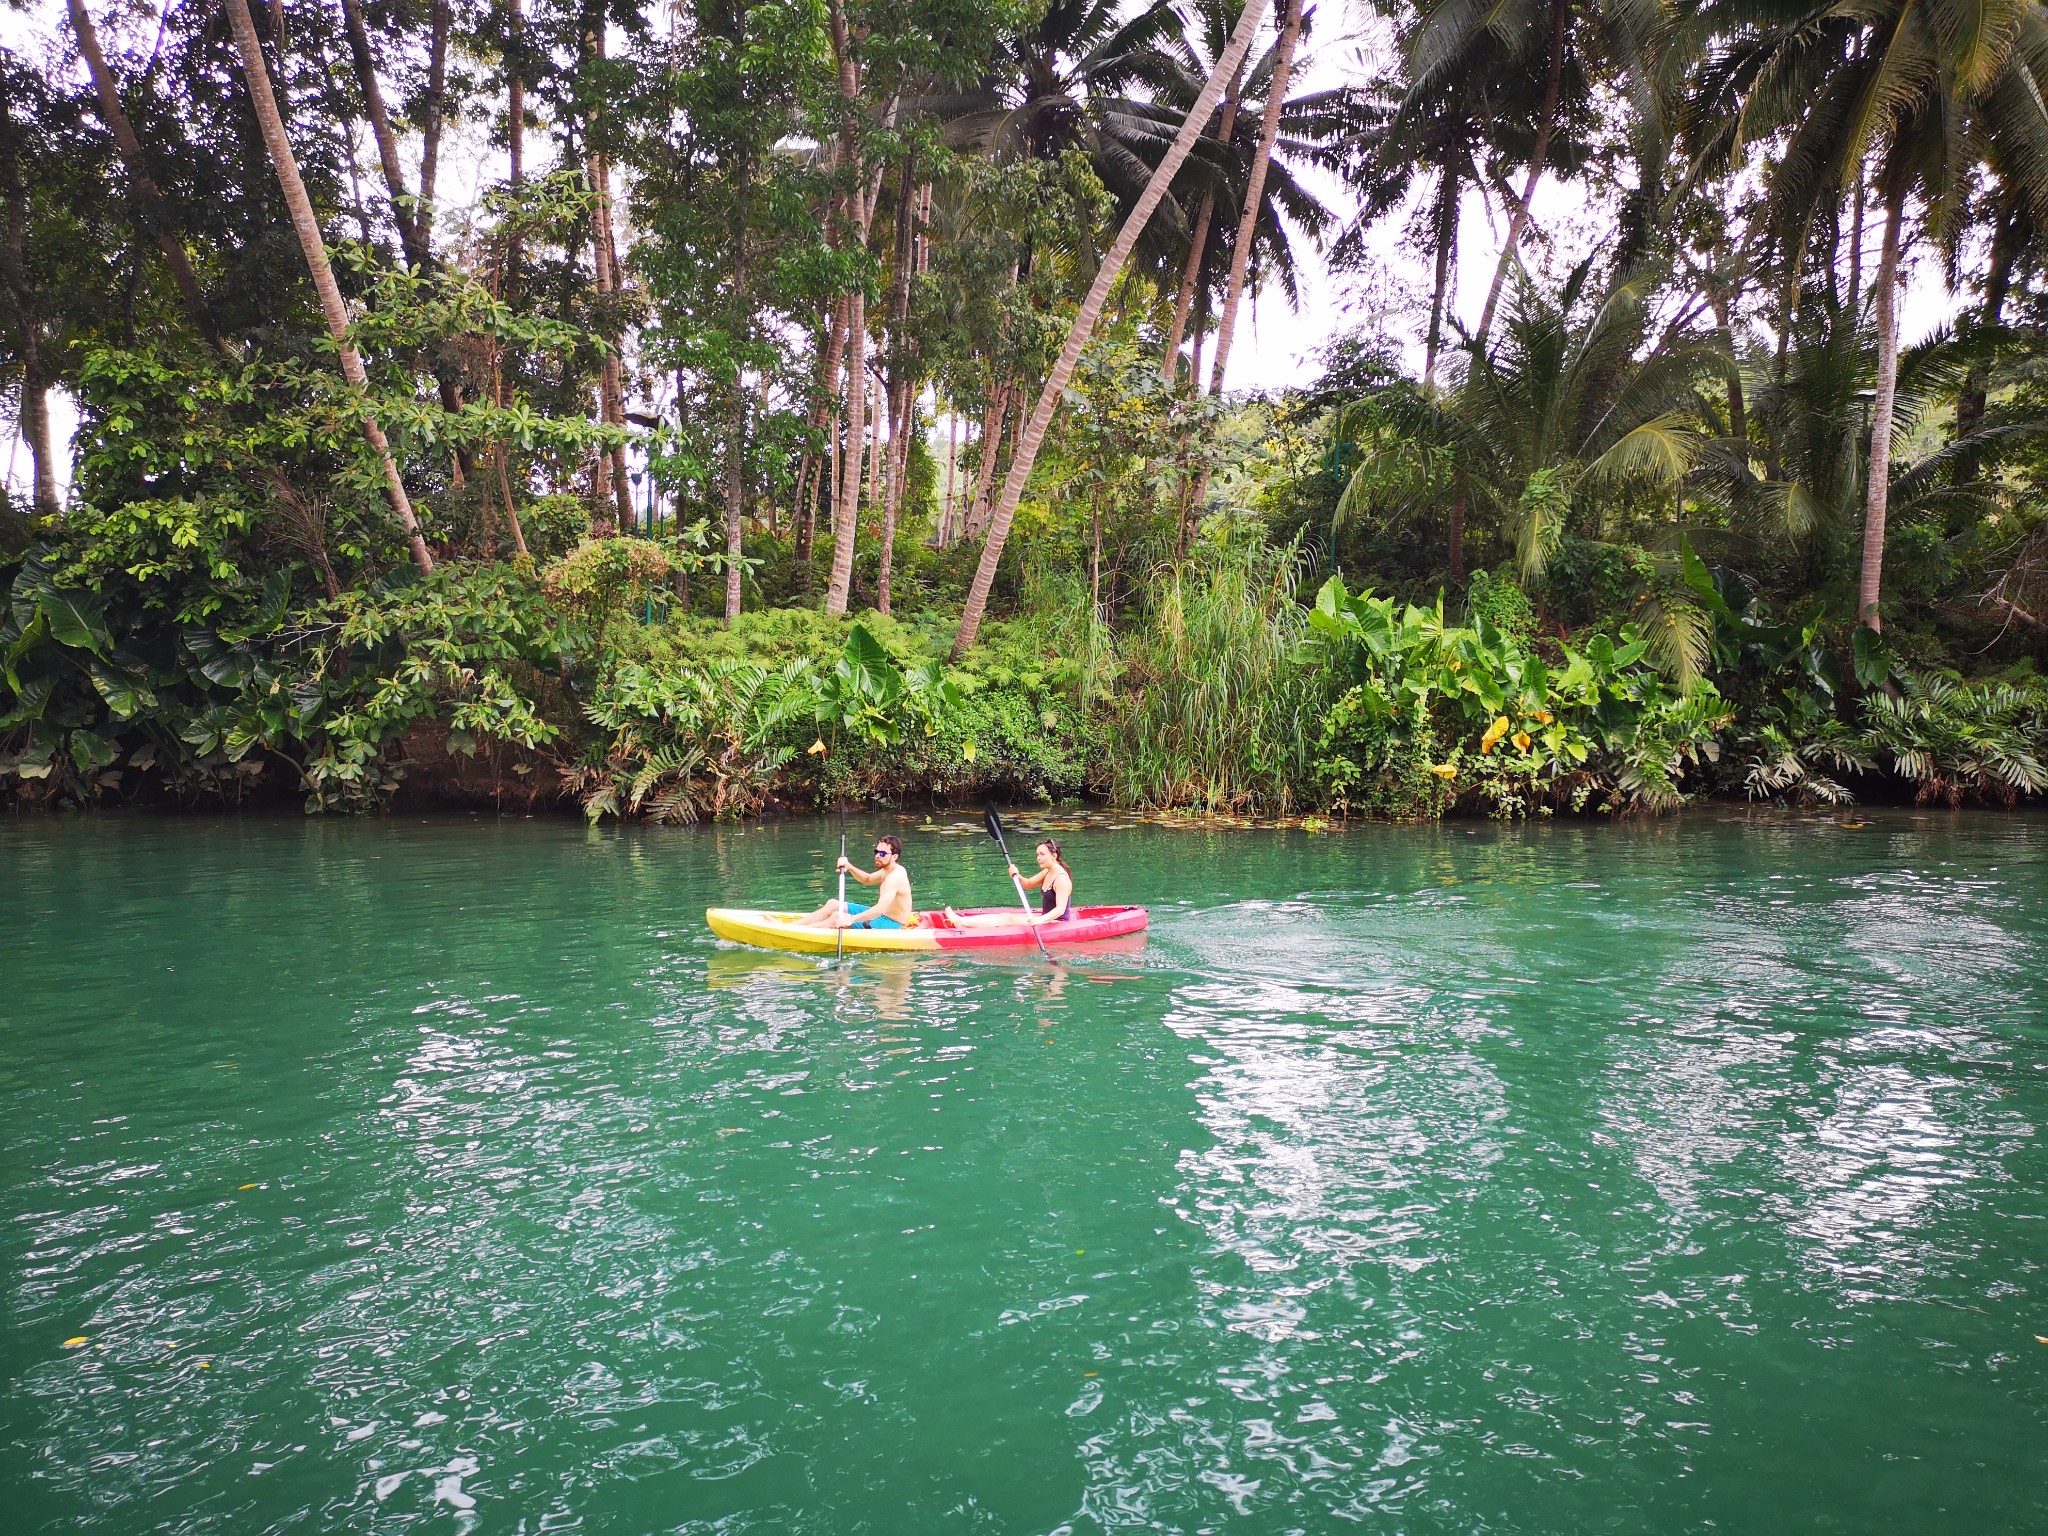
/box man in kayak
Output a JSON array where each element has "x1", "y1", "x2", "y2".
[{"x1": 795, "y1": 834, "x2": 917, "y2": 930}]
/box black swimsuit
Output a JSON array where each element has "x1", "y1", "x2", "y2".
[{"x1": 1041, "y1": 881, "x2": 1077, "y2": 920}]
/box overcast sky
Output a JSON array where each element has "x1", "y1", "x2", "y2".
[{"x1": 3, "y1": 1, "x2": 1973, "y2": 502}]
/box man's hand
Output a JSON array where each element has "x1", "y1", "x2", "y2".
[{"x1": 837, "y1": 855, "x2": 852, "y2": 874}]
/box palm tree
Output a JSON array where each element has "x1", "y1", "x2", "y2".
[
  {"x1": 952, "y1": 0, "x2": 1276, "y2": 658},
  {"x1": 940, "y1": 0, "x2": 1192, "y2": 229},
  {"x1": 1699, "y1": 0, "x2": 2048, "y2": 630},
  {"x1": 1401, "y1": 0, "x2": 1614, "y2": 350},
  {"x1": 1329, "y1": 71, "x2": 1490, "y2": 392},
  {"x1": 1453, "y1": 261, "x2": 1719, "y2": 580},
  {"x1": 221, "y1": 0, "x2": 433, "y2": 576}
]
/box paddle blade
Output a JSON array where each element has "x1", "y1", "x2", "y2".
[{"x1": 983, "y1": 806, "x2": 1004, "y2": 844}]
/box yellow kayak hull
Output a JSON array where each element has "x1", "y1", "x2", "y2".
[{"x1": 705, "y1": 908, "x2": 943, "y2": 954}]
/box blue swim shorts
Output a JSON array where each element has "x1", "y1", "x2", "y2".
[{"x1": 844, "y1": 903, "x2": 903, "y2": 930}]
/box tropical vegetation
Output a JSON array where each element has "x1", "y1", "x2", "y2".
[{"x1": 3, "y1": 0, "x2": 2045, "y2": 820}]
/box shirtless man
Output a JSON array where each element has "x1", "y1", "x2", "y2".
[{"x1": 795, "y1": 834, "x2": 916, "y2": 929}]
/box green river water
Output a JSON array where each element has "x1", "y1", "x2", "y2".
[{"x1": 4, "y1": 811, "x2": 2047, "y2": 1533}]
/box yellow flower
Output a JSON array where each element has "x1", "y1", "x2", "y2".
[
  {"x1": 1480, "y1": 716, "x2": 1511, "y2": 754},
  {"x1": 1512, "y1": 731, "x2": 1532, "y2": 753},
  {"x1": 1430, "y1": 764, "x2": 1458, "y2": 780},
  {"x1": 806, "y1": 738, "x2": 827, "y2": 756}
]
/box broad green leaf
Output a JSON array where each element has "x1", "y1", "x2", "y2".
[
  {"x1": 89, "y1": 660, "x2": 157, "y2": 719},
  {"x1": 69, "y1": 728, "x2": 119, "y2": 771},
  {"x1": 37, "y1": 586, "x2": 109, "y2": 654}
]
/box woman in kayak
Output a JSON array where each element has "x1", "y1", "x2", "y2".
[
  {"x1": 945, "y1": 838, "x2": 1075, "y2": 927},
  {"x1": 795, "y1": 835, "x2": 916, "y2": 929}
]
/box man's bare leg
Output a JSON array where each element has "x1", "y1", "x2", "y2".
[{"x1": 794, "y1": 899, "x2": 849, "y2": 929}]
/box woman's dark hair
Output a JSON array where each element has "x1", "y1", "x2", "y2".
[
  {"x1": 1036, "y1": 838, "x2": 1068, "y2": 872},
  {"x1": 876, "y1": 834, "x2": 903, "y2": 858}
]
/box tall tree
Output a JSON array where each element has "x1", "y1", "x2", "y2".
[
  {"x1": 1207, "y1": 0, "x2": 1303, "y2": 390},
  {"x1": 65, "y1": 0, "x2": 228, "y2": 353},
  {"x1": 221, "y1": 0, "x2": 434, "y2": 575},
  {"x1": 952, "y1": 0, "x2": 1274, "y2": 657},
  {"x1": 1706, "y1": 0, "x2": 2048, "y2": 629}
]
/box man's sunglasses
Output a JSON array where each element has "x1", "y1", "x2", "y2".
[{"x1": 873, "y1": 847, "x2": 894, "y2": 858}]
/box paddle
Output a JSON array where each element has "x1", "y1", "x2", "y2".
[
  {"x1": 835, "y1": 812, "x2": 848, "y2": 964},
  {"x1": 982, "y1": 805, "x2": 1054, "y2": 962}
]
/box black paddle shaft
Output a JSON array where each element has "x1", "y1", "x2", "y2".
[{"x1": 983, "y1": 806, "x2": 1054, "y2": 961}]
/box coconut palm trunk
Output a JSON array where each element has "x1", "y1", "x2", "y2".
[
  {"x1": 1207, "y1": 0, "x2": 1303, "y2": 392},
  {"x1": 1473, "y1": 0, "x2": 1566, "y2": 348},
  {"x1": 222, "y1": 0, "x2": 432, "y2": 575},
  {"x1": 1161, "y1": 56, "x2": 1248, "y2": 384},
  {"x1": 338, "y1": 0, "x2": 425, "y2": 267},
  {"x1": 825, "y1": 284, "x2": 867, "y2": 612},
  {"x1": 1858, "y1": 180, "x2": 1906, "y2": 632},
  {"x1": 1422, "y1": 170, "x2": 1458, "y2": 392},
  {"x1": 951, "y1": 0, "x2": 1274, "y2": 660},
  {"x1": 68, "y1": 0, "x2": 229, "y2": 355}
]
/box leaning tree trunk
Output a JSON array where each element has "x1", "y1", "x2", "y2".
[
  {"x1": 876, "y1": 152, "x2": 919, "y2": 614},
  {"x1": 68, "y1": 0, "x2": 229, "y2": 355},
  {"x1": 724, "y1": 144, "x2": 752, "y2": 620},
  {"x1": 223, "y1": 0, "x2": 432, "y2": 574},
  {"x1": 825, "y1": 284, "x2": 867, "y2": 612},
  {"x1": 1473, "y1": 0, "x2": 1567, "y2": 348},
  {"x1": 821, "y1": 0, "x2": 873, "y2": 615},
  {"x1": 1208, "y1": 0, "x2": 1303, "y2": 392},
  {"x1": 1859, "y1": 181, "x2": 1906, "y2": 633},
  {"x1": 951, "y1": 0, "x2": 1274, "y2": 659},
  {"x1": 1161, "y1": 57, "x2": 1247, "y2": 384},
  {"x1": 338, "y1": 0, "x2": 425, "y2": 268}
]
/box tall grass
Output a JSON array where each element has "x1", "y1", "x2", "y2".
[{"x1": 1109, "y1": 526, "x2": 1318, "y2": 813}]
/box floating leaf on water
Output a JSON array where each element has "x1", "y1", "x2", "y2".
[
  {"x1": 62, "y1": 1337, "x2": 88, "y2": 1348},
  {"x1": 238, "y1": 1183, "x2": 258, "y2": 1191}
]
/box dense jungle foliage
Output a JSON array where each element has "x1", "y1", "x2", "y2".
[{"x1": 3, "y1": 0, "x2": 2046, "y2": 820}]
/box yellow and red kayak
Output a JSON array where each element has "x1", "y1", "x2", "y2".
[{"x1": 705, "y1": 904, "x2": 1149, "y2": 955}]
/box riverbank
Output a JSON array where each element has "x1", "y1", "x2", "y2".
[{"x1": 8, "y1": 541, "x2": 2046, "y2": 822}]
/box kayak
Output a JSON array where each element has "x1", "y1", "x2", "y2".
[{"x1": 705, "y1": 904, "x2": 1149, "y2": 955}]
